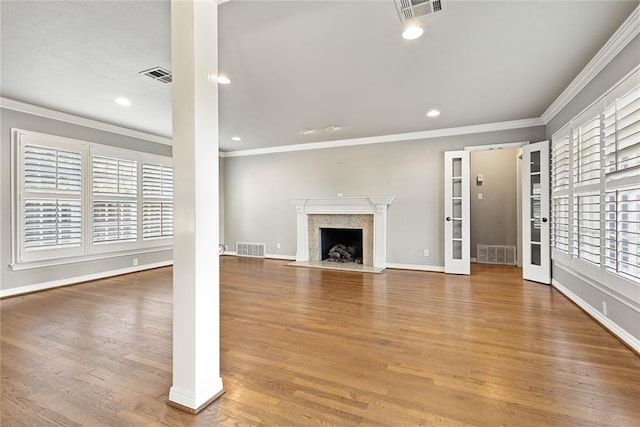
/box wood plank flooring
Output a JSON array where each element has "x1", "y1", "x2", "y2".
[{"x1": 2, "y1": 257, "x2": 639, "y2": 426}]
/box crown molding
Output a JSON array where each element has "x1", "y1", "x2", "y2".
[
  {"x1": 0, "y1": 97, "x2": 172, "y2": 146},
  {"x1": 221, "y1": 117, "x2": 545, "y2": 158},
  {"x1": 541, "y1": 5, "x2": 640, "y2": 124}
]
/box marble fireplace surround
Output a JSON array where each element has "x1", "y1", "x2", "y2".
[{"x1": 291, "y1": 197, "x2": 395, "y2": 271}]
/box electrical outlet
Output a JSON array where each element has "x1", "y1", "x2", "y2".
[
  {"x1": 478, "y1": 192, "x2": 483, "y2": 200},
  {"x1": 337, "y1": 193, "x2": 344, "y2": 197},
  {"x1": 423, "y1": 249, "x2": 429, "y2": 257},
  {"x1": 225, "y1": 245, "x2": 229, "y2": 251},
  {"x1": 133, "y1": 258, "x2": 138, "y2": 266},
  {"x1": 602, "y1": 301, "x2": 607, "y2": 316},
  {"x1": 276, "y1": 242, "x2": 281, "y2": 249}
]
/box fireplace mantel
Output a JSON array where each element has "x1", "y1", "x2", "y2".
[
  {"x1": 291, "y1": 196, "x2": 395, "y2": 269},
  {"x1": 291, "y1": 196, "x2": 395, "y2": 214}
]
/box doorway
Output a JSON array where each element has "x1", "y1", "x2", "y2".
[{"x1": 469, "y1": 147, "x2": 521, "y2": 268}]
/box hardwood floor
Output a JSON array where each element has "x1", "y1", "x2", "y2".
[{"x1": 2, "y1": 257, "x2": 639, "y2": 426}]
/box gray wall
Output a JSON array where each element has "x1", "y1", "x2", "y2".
[
  {"x1": 0, "y1": 108, "x2": 173, "y2": 293},
  {"x1": 223, "y1": 126, "x2": 546, "y2": 267},
  {"x1": 470, "y1": 148, "x2": 519, "y2": 259},
  {"x1": 546, "y1": 34, "x2": 640, "y2": 346}
]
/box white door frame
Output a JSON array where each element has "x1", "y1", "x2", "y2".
[{"x1": 452, "y1": 141, "x2": 541, "y2": 278}]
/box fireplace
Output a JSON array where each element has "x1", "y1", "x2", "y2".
[
  {"x1": 320, "y1": 228, "x2": 363, "y2": 263},
  {"x1": 290, "y1": 196, "x2": 395, "y2": 272}
]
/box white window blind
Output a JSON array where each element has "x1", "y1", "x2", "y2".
[
  {"x1": 142, "y1": 162, "x2": 174, "y2": 240},
  {"x1": 552, "y1": 134, "x2": 571, "y2": 191},
  {"x1": 22, "y1": 144, "x2": 83, "y2": 258},
  {"x1": 91, "y1": 155, "x2": 138, "y2": 245},
  {"x1": 604, "y1": 86, "x2": 640, "y2": 176},
  {"x1": 24, "y1": 199, "x2": 82, "y2": 249},
  {"x1": 602, "y1": 80, "x2": 640, "y2": 284},
  {"x1": 92, "y1": 201, "x2": 138, "y2": 243},
  {"x1": 572, "y1": 194, "x2": 601, "y2": 266},
  {"x1": 142, "y1": 162, "x2": 173, "y2": 198},
  {"x1": 552, "y1": 197, "x2": 569, "y2": 253},
  {"x1": 92, "y1": 155, "x2": 137, "y2": 195},
  {"x1": 573, "y1": 116, "x2": 601, "y2": 186},
  {"x1": 551, "y1": 133, "x2": 571, "y2": 255},
  {"x1": 24, "y1": 145, "x2": 82, "y2": 193},
  {"x1": 142, "y1": 202, "x2": 174, "y2": 239},
  {"x1": 605, "y1": 190, "x2": 640, "y2": 281}
]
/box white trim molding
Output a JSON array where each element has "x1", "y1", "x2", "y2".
[
  {"x1": 541, "y1": 5, "x2": 640, "y2": 124},
  {"x1": 386, "y1": 263, "x2": 445, "y2": 273},
  {"x1": 0, "y1": 97, "x2": 172, "y2": 145},
  {"x1": 0, "y1": 260, "x2": 173, "y2": 298},
  {"x1": 222, "y1": 118, "x2": 545, "y2": 158},
  {"x1": 552, "y1": 279, "x2": 640, "y2": 354}
]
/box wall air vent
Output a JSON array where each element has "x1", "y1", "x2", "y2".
[
  {"x1": 477, "y1": 245, "x2": 517, "y2": 266},
  {"x1": 236, "y1": 242, "x2": 266, "y2": 258},
  {"x1": 395, "y1": 0, "x2": 446, "y2": 23},
  {"x1": 139, "y1": 66, "x2": 172, "y2": 84}
]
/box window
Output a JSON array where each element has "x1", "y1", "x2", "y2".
[
  {"x1": 551, "y1": 132, "x2": 570, "y2": 254},
  {"x1": 551, "y1": 68, "x2": 640, "y2": 287},
  {"x1": 12, "y1": 129, "x2": 173, "y2": 267},
  {"x1": 92, "y1": 155, "x2": 138, "y2": 246},
  {"x1": 142, "y1": 162, "x2": 174, "y2": 241}
]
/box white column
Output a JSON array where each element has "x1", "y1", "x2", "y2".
[
  {"x1": 296, "y1": 206, "x2": 309, "y2": 261},
  {"x1": 373, "y1": 204, "x2": 387, "y2": 268},
  {"x1": 169, "y1": 0, "x2": 224, "y2": 413}
]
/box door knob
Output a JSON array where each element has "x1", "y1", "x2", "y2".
[
  {"x1": 542, "y1": 217, "x2": 548, "y2": 223},
  {"x1": 446, "y1": 216, "x2": 452, "y2": 221}
]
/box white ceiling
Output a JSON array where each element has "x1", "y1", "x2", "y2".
[{"x1": 1, "y1": 1, "x2": 637, "y2": 151}]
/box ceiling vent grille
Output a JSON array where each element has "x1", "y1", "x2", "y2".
[
  {"x1": 139, "y1": 66, "x2": 172, "y2": 84},
  {"x1": 395, "y1": 0, "x2": 446, "y2": 23}
]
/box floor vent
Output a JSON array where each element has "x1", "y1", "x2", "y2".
[
  {"x1": 477, "y1": 245, "x2": 516, "y2": 265},
  {"x1": 236, "y1": 242, "x2": 265, "y2": 258}
]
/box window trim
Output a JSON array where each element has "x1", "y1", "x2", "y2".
[{"x1": 11, "y1": 128, "x2": 173, "y2": 270}]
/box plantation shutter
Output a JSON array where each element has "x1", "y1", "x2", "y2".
[
  {"x1": 603, "y1": 82, "x2": 640, "y2": 282},
  {"x1": 142, "y1": 162, "x2": 174, "y2": 240},
  {"x1": 23, "y1": 144, "x2": 83, "y2": 252},
  {"x1": 92, "y1": 155, "x2": 138, "y2": 244}
]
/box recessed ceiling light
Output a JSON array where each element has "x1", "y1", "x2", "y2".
[
  {"x1": 299, "y1": 129, "x2": 315, "y2": 135},
  {"x1": 402, "y1": 26, "x2": 424, "y2": 40},
  {"x1": 114, "y1": 97, "x2": 131, "y2": 106},
  {"x1": 231, "y1": 136, "x2": 241, "y2": 141},
  {"x1": 325, "y1": 125, "x2": 341, "y2": 131},
  {"x1": 216, "y1": 76, "x2": 231, "y2": 85},
  {"x1": 426, "y1": 109, "x2": 441, "y2": 118}
]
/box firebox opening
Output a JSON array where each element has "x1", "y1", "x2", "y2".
[{"x1": 320, "y1": 228, "x2": 363, "y2": 263}]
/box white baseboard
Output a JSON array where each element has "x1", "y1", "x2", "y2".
[
  {"x1": 265, "y1": 253, "x2": 296, "y2": 261},
  {"x1": 1, "y1": 261, "x2": 173, "y2": 298},
  {"x1": 385, "y1": 263, "x2": 445, "y2": 273},
  {"x1": 222, "y1": 251, "x2": 296, "y2": 261},
  {"x1": 552, "y1": 279, "x2": 640, "y2": 354}
]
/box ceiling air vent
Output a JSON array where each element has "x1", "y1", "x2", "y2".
[
  {"x1": 139, "y1": 66, "x2": 172, "y2": 84},
  {"x1": 395, "y1": 0, "x2": 446, "y2": 23}
]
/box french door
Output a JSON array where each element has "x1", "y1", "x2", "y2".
[
  {"x1": 444, "y1": 150, "x2": 470, "y2": 274},
  {"x1": 522, "y1": 141, "x2": 551, "y2": 284}
]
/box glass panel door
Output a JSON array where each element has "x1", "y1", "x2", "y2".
[
  {"x1": 444, "y1": 151, "x2": 470, "y2": 274},
  {"x1": 523, "y1": 141, "x2": 551, "y2": 284}
]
